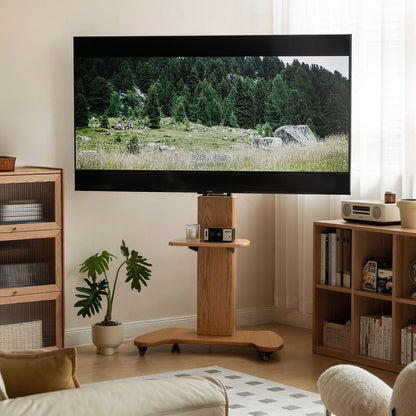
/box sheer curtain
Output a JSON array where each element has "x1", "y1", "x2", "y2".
[{"x1": 273, "y1": 0, "x2": 416, "y2": 323}]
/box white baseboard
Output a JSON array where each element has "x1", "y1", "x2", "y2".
[
  {"x1": 273, "y1": 308, "x2": 312, "y2": 329},
  {"x1": 65, "y1": 306, "x2": 277, "y2": 347}
]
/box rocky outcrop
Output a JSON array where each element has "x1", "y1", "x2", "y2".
[
  {"x1": 274, "y1": 125, "x2": 317, "y2": 145},
  {"x1": 251, "y1": 137, "x2": 283, "y2": 149}
]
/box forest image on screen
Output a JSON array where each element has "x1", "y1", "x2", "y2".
[{"x1": 74, "y1": 55, "x2": 349, "y2": 173}]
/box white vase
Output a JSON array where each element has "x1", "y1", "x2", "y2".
[
  {"x1": 91, "y1": 323, "x2": 123, "y2": 355},
  {"x1": 397, "y1": 199, "x2": 416, "y2": 228}
]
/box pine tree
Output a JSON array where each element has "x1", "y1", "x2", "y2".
[
  {"x1": 143, "y1": 83, "x2": 161, "y2": 129},
  {"x1": 265, "y1": 75, "x2": 289, "y2": 130},
  {"x1": 88, "y1": 76, "x2": 111, "y2": 115},
  {"x1": 107, "y1": 93, "x2": 121, "y2": 117},
  {"x1": 253, "y1": 78, "x2": 268, "y2": 125},
  {"x1": 229, "y1": 111, "x2": 238, "y2": 128},
  {"x1": 233, "y1": 77, "x2": 254, "y2": 129},
  {"x1": 74, "y1": 93, "x2": 89, "y2": 127},
  {"x1": 291, "y1": 66, "x2": 322, "y2": 128},
  {"x1": 173, "y1": 99, "x2": 188, "y2": 124},
  {"x1": 136, "y1": 60, "x2": 155, "y2": 93}
]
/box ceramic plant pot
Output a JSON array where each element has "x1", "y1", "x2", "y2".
[
  {"x1": 91, "y1": 323, "x2": 123, "y2": 355},
  {"x1": 397, "y1": 199, "x2": 416, "y2": 228}
]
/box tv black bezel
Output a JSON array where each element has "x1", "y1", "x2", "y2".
[{"x1": 73, "y1": 34, "x2": 351, "y2": 194}]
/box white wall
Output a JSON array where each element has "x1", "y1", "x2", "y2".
[{"x1": 0, "y1": 0, "x2": 276, "y2": 342}]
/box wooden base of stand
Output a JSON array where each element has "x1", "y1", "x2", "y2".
[{"x1": 134, "y1": 327, "x2": 284, "y2": 361}]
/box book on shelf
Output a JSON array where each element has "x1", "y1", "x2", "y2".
[
  {"x1": 320, "y1": 233, "x2": 329, "y2": 284},
  {"x1": 401, "y1": 324, "x2": 416, "y2": 365},
  {"x1": 362, "y1": 259, "x2": 392, "y2": 294},
  {"x1": 360, "y1": 313, "x2": 392, "y2": 361},
  {"x1": 319, "y1": 228, "x2": 351, "y2": 288}
]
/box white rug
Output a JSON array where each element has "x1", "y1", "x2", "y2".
[{"x1": 97, "y1": 366, "x2": 325, "y2": 416}]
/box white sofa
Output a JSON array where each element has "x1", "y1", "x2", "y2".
[{"x1": 0, "y1": 375, "x2": 228, "y2": 416}]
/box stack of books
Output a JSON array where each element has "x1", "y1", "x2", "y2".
[
  {"x1": 320, "y1": 229, "x2": 351, "y2": 288},
  {"x1": 400, "y1": 324, "x2": 416, "y2": 365},
  {"x1": 360, "y1": 313, "x2": 392, "y2": 360},
  {"x1": 0, "y1": 200, "x2": 43, "y2": 223}
]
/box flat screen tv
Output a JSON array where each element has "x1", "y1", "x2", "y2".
[{"x1": 74, "y1": 34, "x2": 351, "y2": 194}]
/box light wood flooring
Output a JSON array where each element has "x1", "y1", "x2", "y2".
[{"x1": 75, "y1": 323, "x2": 398, "y2": 393}]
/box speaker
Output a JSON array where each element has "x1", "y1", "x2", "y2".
[{"x1": 341, "y1": 200, "x2": 400, "y2": 225}]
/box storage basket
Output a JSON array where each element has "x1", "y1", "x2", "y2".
[
  {"x1": 0, "y1": 320, "x2": 42, "y2": 349},
  {"x1": 0, "y1": 157, "x2": 16, "y2": 171},
  {"x1": 323, "y1": 320, "x2": 351, "y2": 351}
]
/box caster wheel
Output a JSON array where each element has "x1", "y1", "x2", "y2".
[
  {"x1": 258, "y1": 351, "x2": 272, "y2": 362},
  {"x1": 172, "y1": 343, "x2": 180, "y2": 353},
  {"x1": 138, "y1": 347, "x2": 147, "y2": 356}
]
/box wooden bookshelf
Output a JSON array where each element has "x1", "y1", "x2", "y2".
[
  {"x1": 0, "y1": 167, "x2": 64, "y2": 349},
  {"x1": 313, "y1": 219, "x2": 416, "y2": 373}
]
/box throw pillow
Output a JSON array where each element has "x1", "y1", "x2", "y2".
[
  {"x1": 0, "y1": 347, "x2": 80, "y2": 398},
  {"x1": 318, "y1": 364, "x2": 392, "y2": 416},
  {"x1": 0, "y1": 372, "x2": 9, "y2": 401}
]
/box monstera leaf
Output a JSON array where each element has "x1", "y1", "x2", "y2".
[
  {"x1": 124, "y1": 249, "x2": 152, "y2": 292},
  {"x1": 79, "y1": 250, "x2": 116, "y2": 281},
  {"x1": 74, "y1": 278, "x2": 108, "y2": 318}
]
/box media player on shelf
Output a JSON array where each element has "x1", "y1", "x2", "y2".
[
  {"x1": 203, "y1": 227, "x2": 235, "y2": 242},
  {"x1": 341, "y1": 200, "x2": 401, "y2": 225}
]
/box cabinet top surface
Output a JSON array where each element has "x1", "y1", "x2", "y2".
[
  {"x1": 0, "y1": 166, "x2": 62, "y2": 176},
  {"x1": 314, "y1": 218, "x2": 416, "y2": 236}
]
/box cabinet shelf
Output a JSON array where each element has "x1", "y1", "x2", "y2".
[
  {"x1": 313, "y1": 219, "x2": 416, "y2": 372},
  {"x1": 0, "y1": 167, "x2": 63, "y2": 349}
]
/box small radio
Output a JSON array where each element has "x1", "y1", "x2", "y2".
[
  {"x1": 203, "y1": 227, "x2": 235, "y2": 242},
  {"x1": 341, "y1": 200, "x2": 400, "y2": 225}
]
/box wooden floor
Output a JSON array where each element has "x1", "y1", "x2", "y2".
[{"x1": 75, "y1": 323, "x2": 398, "y2": 393}]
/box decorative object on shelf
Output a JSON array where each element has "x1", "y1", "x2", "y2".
[
  {"x1": 397, "y1": 199, "x2": 416, "y2": 228},
  {"x1": 0, "y1": 200, "x2": 43, "y2": 223},
  {"x1": 384, "y1": 191, "x2": 396, "y2": 204},
  {"x1": 185, "y1": 224, "x2": 200, "y2": 242},
  {"x1": 408, "y1": 260, "x2": 416, "y2": 299},
  {"x1": 0, "y1": 157, "x2": 16, "y2": 171},
  {"x1": 74, "y1": 240, "x2": 152, "y2": 355}
]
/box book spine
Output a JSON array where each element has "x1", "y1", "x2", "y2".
[
  {"x1": 401, "y1": 326, "x2": 407, "y2": 365},
  {"x1": 406, "y1": 325, "x2": 413, "y2": 365},
  {"x1": 342, "y1": 229, "x2": 351, "y2": 288},
  {"x1": 328, "y1": 233, "x2": 337, "y2": 286},
  {"x1": 336, "y1": 228, "x2": 343, "y2": 286},
  {"x1": 320, "y1": 233, "x2": 328, "y2": 284},
  {"x1": 360, "y1": 315, "x2": 366, "y2": 355}
]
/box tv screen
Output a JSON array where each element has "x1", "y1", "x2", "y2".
[{"x1": 74, "y1": 35, "x2": 351, "y2": 194}]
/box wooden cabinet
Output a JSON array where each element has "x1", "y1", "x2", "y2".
[
  {"x1": 313, "y1": 219, "x2": 416, "y2": 373},
  {"x1": 0, "y1": 167, "x2": 63, "y2": 349}
]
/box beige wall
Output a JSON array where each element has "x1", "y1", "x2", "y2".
[{"x1": 0, "y1": 0, "x2": 276, "y2": 337}]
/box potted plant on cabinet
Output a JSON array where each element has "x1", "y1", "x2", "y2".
[{"x1": 74, "y1": 240, "x2": 152, "y2": 355}]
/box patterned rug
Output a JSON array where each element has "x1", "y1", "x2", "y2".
[{"x1": 96, "y1": 365, "x2": 325, "y2": 416}]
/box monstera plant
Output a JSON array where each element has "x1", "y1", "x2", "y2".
[
  {"x1": 74, "y1": 240, "x2": 152, "y2": 355},
  {"x1": 74, "y1": 240, "x2": 152, "y2": 326}
]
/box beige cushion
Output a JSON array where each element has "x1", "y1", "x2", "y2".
[
  {"x1": 0, "y1": 347, "x2": 80, "y2": 398},
  {"x1": 0, "y1": 372, "x2": 9, "y2": 401},
  {"x1": 0, "y1": 375, "x2": 228, "y2": 416},
  {"x1": 318, "y1": 364, "x2": 392, "y2": 416},
  {"x1": 390, "y1": 360, "x2": 416, "y2": 415}
]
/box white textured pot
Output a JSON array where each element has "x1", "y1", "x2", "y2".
[
  {"x1": 91, "y1": 323, "x2": 123, "y2": 355},
  {"x1": 397, "y1": 199, "x2": 416, "y2": 229}
]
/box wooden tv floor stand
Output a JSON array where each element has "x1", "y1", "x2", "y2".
[{"x1": 133, "y1": 195, "x2": 283, "y2": 361}]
